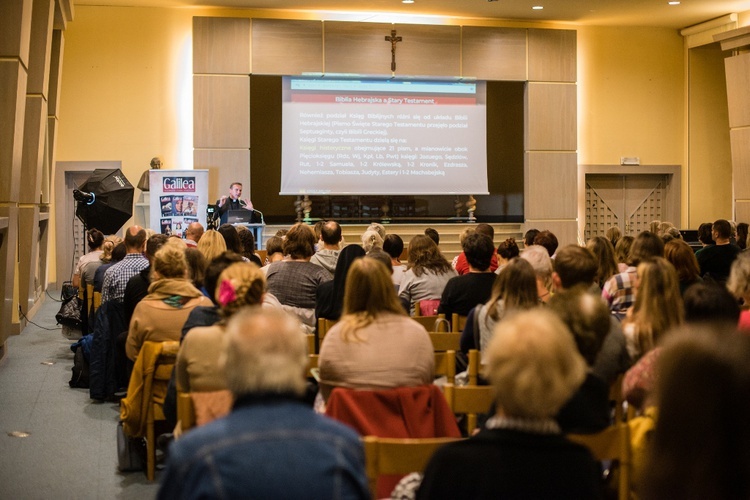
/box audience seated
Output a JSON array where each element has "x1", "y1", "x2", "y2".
[
  {"x1": 495, "y1": 237, "x2": 519, "y2": 274},
  {"x1": 621, "y1": 257, "x2": 683, "y2": 362},
  {"x1": 424, "y1": 227, "x2": 440, "y2": 246},
  {"x1": 727, "y1": 252, "x2": 750, "y2": 331},
  {"x1": 309, "y1": 220, "x2": 342, "y2": 275},
  {"x1": 664, "y1": 238, "x2": 702, "y2": 295},
  {"x1": 158, "y1": 308, "x2": 369, "y2": 499},
  {"x1": 265, "y1": 223, "x2": 332, "y2": 329},
  {"x1": 102, "y1": 226, "x2": 149, "y2": 304},
  {"x1": 72, "y1": 228, "x2": 105, "y2": 288},
  {"x1": 520, "y1": 244, "x2": 553, "y2": 303},
  {"x1": 93, "y1": 241, "x2": 126, "y2": 292},
  {"x1": 196, "y1": 229, "x2": 227, "y2": 263},
  {"x1": 460, "y1": 258, "x2": 537, "y2": 353},
  {"x1": 361, "y1": 228, "x2": 384, "y2": 253},
  {"x1": 641, "y1": 329, "x2": 750, "y2": 500},
  {"x1": 602, "y1": 231, "x2": 664, "y2": 320},
  {"x1": 523, "y1": 228, "x2": 539, "y2": 248},
  {"x1": 235, "y1": 226, "x2": 262, "y2": 267},
  {"x1": 216, "y1": 223, "x2": 243, "y2": 256},
  {"x1": 532, "y1": 230, "x2": 559, "y2": 258},
  {"x1": 383, "y1": 234, "x2": 407, "y2": 288},
  {"x1": 123, "y1": 234, "x2": 169, "y2": 325},
  {"x1": 126, "y1": 245, "x2": 212, "y2": 361},
  {"x1": 552, "y1": 245, "x2": 630, "y2": 385},
  {"x1": 614, "y1": 235, "x2": 634, "y2": 273},
  {"x1": 696, "y1": 219, "x2": 740, "y2": 284},
  {"x1": 605, "y1": 225, "x2": 621, "y2": 248},
  {"x1": 176, "y1": 262, "x2": 267, "y2": 426},
  {"x1": 439, "y1": 233, "x2": 497, "y2": 318},
  {"x1": 315, "y1": 244, "x2": 366, "y2": 322},
  {"x1": 548, "y1": 288, "x2": 611, "y2": 434},
  {"x1": 398, "y1": 234, "x2": 457, "y2": 315},
  {"x1": 262, "y1": 235, "x2": 284, "y2": 267},
  {"x1": 737, "y1": 221, "x2": 748, "y2": 251},
  {"x1": 318, "y1": 258, "x2": 434, "y2": 401},
  {"x1": 586, "y1": 236, "x2": 619, "y2": 290},
  {"x1": 417, "y1": 309, "x2": 600, "y2": 499},
  {"x1": 453, "y1": 224, "x2": 499, "y2": 275}
]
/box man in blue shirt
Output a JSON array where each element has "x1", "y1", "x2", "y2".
[{"x1": 158, "y1": 307, "x2": 369, "y2": 500}]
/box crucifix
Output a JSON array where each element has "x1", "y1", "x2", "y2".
[{"x1": 384, "y1": 29, "x2": 402, "y2": 72}]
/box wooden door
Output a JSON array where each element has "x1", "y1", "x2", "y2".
[{"x1": 585, "y1": 175, "x2": 669, "y2": 240}]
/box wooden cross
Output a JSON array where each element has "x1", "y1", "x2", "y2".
[{"x1": 385, "y1": 29, "x2": 402, "y2": 72}]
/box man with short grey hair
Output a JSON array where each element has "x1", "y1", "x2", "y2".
[{"x1": 158, "y1": 308, "x2": 368, "y2": 500}]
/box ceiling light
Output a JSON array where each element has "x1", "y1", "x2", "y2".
[
  {"x1": 668, "y1": 1, "x2": 680, "y2": 4},
  {"x1": 532, "y1": 5, "x2": 544, "y2": 10},
  {"x1": 402, "y1": 0, "x2": 414, "y2": 3}
]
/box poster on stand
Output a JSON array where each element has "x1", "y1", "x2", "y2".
[{"x1": 149, "y1": 170, "x2": 209, "y2": 239}]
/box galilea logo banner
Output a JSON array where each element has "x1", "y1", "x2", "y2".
[{"x1": 162, "y1": 177, "x2": 196, "y2": 192}]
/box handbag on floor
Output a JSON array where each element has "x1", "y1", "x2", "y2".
[
  {"x1": 116, "y1": 421, "x2": 145, "y2": 472},
  {"x1": 56, "y1": 294, "x2": 83, "y2": 330}
]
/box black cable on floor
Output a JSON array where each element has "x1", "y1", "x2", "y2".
[
  {"x1": 45, "y1": 289, "x2": 64, "y2": 302},
  {"x1": 18, "y1": 308, "x2": 61, "y2": 331}
]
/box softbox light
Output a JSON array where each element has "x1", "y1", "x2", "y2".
[{"x1": 75, "y1": 169, "x2": 134, "y2": 235}]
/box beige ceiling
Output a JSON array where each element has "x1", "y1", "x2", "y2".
[{"x1": 76, "y1": 0, "x2": 750, "y2": 29}]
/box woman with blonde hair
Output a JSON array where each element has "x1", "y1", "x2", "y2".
[
  {"x1": 622, "y1": 257, "x2": 683, "y2": 361},
  {"x1": 398, "y1": 234, "x2": 456, "y2": 314},
  {"x1": 126, "y1": 245, "x2": 212, "y2": 361},
  {"x1": 176, "y1": 262, "x2": 267, "y2": 425},
  {"x1": 586, "y1": 236, "x2": 619, "y2": 289},
  {"x1": 318, "y1": 257, "x2": 434, "y2": 401},
  {"x1": 418, "y1": 310, "x2": 598, "y2": 499},
  {"x1": 197, "y1": 229, "x2": 228, "y2": 263}
]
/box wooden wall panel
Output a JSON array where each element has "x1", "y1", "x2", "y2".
[
  {"x1": 735, "y1": 200, "x2": 750, "y2": 224},
  {"x1": 528, "y1": 29, "x2": 576, "y2": 83},
  {"x1": 193, "y1": 17, "x2": 251, "y2": 75},
  {"x1": 325, "y1": 22, "x2": 393, "y2": 76},
  {"x1": 252, "y1": 19, "x2": 322, "y2": 75},
  {"x1": 0, "y1": 0, "x2": 33, "y2": 63},
  {"x1": 18, "y1": 207, "x2": 40, "y2": 312},
  {"x1": 0, "y1": 61, "x2": 27, "y2": 202},
  {"x1": 725, "y1": 52, "x2": 750, "y2": 128},
  {"x1": 462, "y1": 26, "x2": 526, "y2": 81},
  {"x1": 731, "y1": 128, "x2": 750, "y2": 199},
  {"x1": 20, "y1": 96, "x2": 47, "y2": 203},
  {"x1": 524, "y1": 152, "x2": 577, "y2": 219},
  {"x1": 48, "y1": 29, "x2": 63, "y2": 116},
  {"x1": 526, "y1": 82, "x2": 577, "y2": 151},
  {"x1": 390, "y1": 24, "x2": 460, "y2": 77},
  {"x1": 194, "y1": 149, "x2": 250, "y2": 204},
  {"x1": 27, "y1": 0, "x2": 54, "y2": 96},
  {"x1": 193, "y1": 75, "x2": 250, "y2": 149},
  {"x1": 0, "y1": 207, "x2": 19, "y2": 346}
]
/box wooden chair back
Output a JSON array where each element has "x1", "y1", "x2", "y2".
[
  {"x1": 176, "y1": 391, "x2": 196, "y2": 434},
  {"x1": 451, "y1": 313, "x2": 468, "y2": 333},
  {"x1": 467, "y1": 349, "x2": 481, "y2": 386},
  {"x1": 568, "y1": 424, "x2": 632, "y2": 500},
  {"x1": 442, "y1": 383, "x2": 494, "y2": 435},
  {"x1": 434, "y1": 350, "x2": 456, "y2": 384},
  {"x1": 412, "y1": 314, "x2": 448, "y2": 332},
  {"x1": 428, "y1": 332, "x2": 461, "y2": 352},
  {"x1": 146, "y1": 341, "x2": 179, "y2": 481},
  {"x1": 256, "y1": 249, "x2": 267, "y2": 263},
  {"x1": 307, "y1": 353, "x2": 319, "y2": 379},
  {"x1": 317, "y1": 318, "x2": 337, "y2": 350},
  {"x1": 363, "y1": 435, "x2": 461, "y2": 499}
]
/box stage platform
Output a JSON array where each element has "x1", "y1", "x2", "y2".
[{"x1": 260, "y1": 222, "x2": 524, "y2": 262}]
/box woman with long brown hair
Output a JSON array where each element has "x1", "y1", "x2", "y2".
[
  {"x1": 664, "y1": 238, "x2": 701, "y2": 295},
  {"x1": 586, "y1": 236, "x2": 619, "y2": 290},
  {"x1": 318, "y1": 257, "x2": 434, "y2": 401},
  {"x1": 460, "y1": 257, "x2": 539, "y2": 354},
  {"x1": 622, "y1": 257, "x2": 683, "y2": 361},
  {"x1": 398, "y1": 234, "x2": 456, "y2": 314}
]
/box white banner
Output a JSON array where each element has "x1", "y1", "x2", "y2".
[{"x1": 149, "y1": 170, "x2": 209, "y2": 239}]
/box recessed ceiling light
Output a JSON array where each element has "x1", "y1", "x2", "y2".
[
  {"x1": 532, "y1": 5, "x2": 544, "y2": 10},
  {"x1": 402, "y1": 0, "x2": 414, "y2": 3},
  {"x1": 668, "y1": 1, "x2": 680, "y2": 4}
]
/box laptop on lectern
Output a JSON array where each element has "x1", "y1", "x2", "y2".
[{"x1": 225, "y1": 209, "x2": 257, "y2": 225}]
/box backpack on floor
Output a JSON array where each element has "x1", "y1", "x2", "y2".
[{"x1": 69, "y1": 334, "x2": 92, "y2": 388}]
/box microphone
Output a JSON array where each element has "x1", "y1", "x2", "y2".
[
  {"x1": 73, "y1": 189, "x2": 95, "y2": 205},
  {"x1": 252, "y1": 209, "x2": 265, "y2": 224}
]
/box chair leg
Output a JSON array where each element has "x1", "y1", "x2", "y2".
[{"x1": 147, "y1": 412, "x2": 155, "y2": 481}]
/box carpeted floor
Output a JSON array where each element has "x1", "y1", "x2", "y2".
[{"x1": 0, "y1": 293, "x2": 161, "y2": 499}]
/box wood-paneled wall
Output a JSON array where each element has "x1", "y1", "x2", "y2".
[
  {"x1": 193, "y1": 17, "x2": 578, "y2": 244},
  {"x1": 715, "y1": 28, "x2": 750, "y2": 222},
  {"x1": 0, "y1": 0, "x2": 71, "y2": 357}
]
